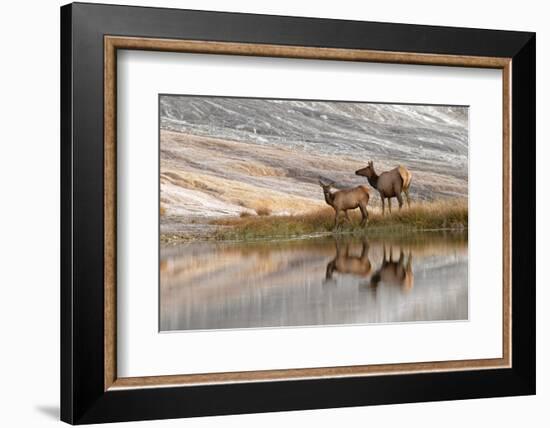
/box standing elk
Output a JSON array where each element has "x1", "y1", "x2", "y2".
[
  {"x1": 318, "y1": 180, "x2": 370, "y2": 230},
  {"x1": 355, "y1": 161, "x2": 412, "y2": 215},
  {"x1": 325, "y1": 239, "x2": 372, "y2": 282}
]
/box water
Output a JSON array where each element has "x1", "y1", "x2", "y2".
[{"x1": 160, "y1": 232, "x2": 468, "y2": 332}]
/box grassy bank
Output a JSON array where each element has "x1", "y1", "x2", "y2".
[{"x1": 207, "y1": 199, "x2": 467, "y2": 241}]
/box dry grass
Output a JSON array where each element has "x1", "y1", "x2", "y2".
[
  {"x1": 211, "y1": 199, "x2": 467, "y2": 241},
  {"x1": 160, "y1": 205, "x2": 166, "y2": 217},
  {"x1": 255, "y1": 206, "x2": 272, "y2": 216}
]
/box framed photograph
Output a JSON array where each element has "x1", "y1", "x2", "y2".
[{"x1": 60, "y1": 2, "x2": 535, "y2": 424}]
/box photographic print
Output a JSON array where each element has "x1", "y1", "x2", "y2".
[{"x1": 159, "y1": 95, "x2": 468, "y2": 332}]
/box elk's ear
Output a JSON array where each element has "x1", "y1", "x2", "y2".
[
  {"x1": 368, "y1": 160, "x2": 373, "y2": 166},
  {"x1": 318, "y1": 179, "x2": 325, "y2": 186}
]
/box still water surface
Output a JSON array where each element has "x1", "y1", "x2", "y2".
[{"x1": 160, "y1": 232, "x2": 468, "y2": 331}]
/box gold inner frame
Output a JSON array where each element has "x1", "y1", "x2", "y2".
[{"x1": 104, "y1": 35, "x2": 512, "y2": 391}]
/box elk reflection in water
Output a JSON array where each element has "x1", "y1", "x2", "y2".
[
  {"x1": 160, "y1": 232, "x2": 468, "y2": 332},
  {"x1": 324, "y1": 239, "x2": 413, "y2": 292},
  {"x1": 369, "y1": 246, "x2": 413, "y2": 292},
  {"x1": 325, "y1": 239, "x2": 372, "y2": 283}
]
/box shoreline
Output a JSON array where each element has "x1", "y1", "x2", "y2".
[
  {"x1": 161, "y1": 225, "x2": 468, "y2": 246},
  {"x1": 161, "y1": 199, "x2": 468, "y2": 244}
]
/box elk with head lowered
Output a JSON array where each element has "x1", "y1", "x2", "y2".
[{"x1": 318, "y1": 179, "x2": 370, "y2": 230}]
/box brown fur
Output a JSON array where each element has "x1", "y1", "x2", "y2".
[
  {"x1": 370, "y1": 246, "x2": 414, "y2": 292},
  {"x1": 325, "y1": 239, "x2": 372, "y2": 281},
  {"x1": 319, "y1": 180, "x2": 370, "y2": 230},
  {"x1": 355, "y1": 161, "x2": 412, "y2": 215}
]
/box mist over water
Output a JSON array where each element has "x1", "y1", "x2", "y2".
[{"x1": 160, "y1": 232, "x2": 468, "y2": 332}]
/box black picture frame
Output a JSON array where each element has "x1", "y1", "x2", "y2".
[{"x1": 61, "y1": 2, "x2": 535, "y2": 424}]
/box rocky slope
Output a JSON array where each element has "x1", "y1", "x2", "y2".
[{"x1": 160, "y1": 96, "x2": 468, "y2": 225}]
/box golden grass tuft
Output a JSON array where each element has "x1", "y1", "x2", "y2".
[
  {"x1": 255, "y1": 206, "x2": 272, "y2": 216},
  {"x1": 211, "y1": 199, "x2": 467, "y2": 241}
]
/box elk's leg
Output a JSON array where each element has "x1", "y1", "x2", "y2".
[
  {"x1": 404, "y1": 189, "x2": 411, "y2": 208},
  {"x1": 396, "y1": 192, "x2": 403, "y2": 210},
  {"x1": 387, "y1": 198, "x2": 392, "y2": 214},
  {"x1": 398, "y1": 249, "x2": 405, "y2": 264},
  {"x1": 334, "y1": 238, "x2": 342, "y2": 254},
  {"x1": 359, "y1": 203, "x2": 368, "y2": 227},
  {"x1": 334, "y1": 209, "x2": 341, "y2": 230},
  {"x1": 344, "y1": 242, "x2": 351, "y2": 257},
  {"x1": 380, "y1": 192, "x2": 385, "y2": 215},
  {"x1": 344, "y1": 210, "x2": 351, "y2": 224},
  {"x1": 360, "y1": 239, "x2": 370, "y2": 259},
  {"x1": 325, "y1": 260, "x2": 335, "y2": 281}
]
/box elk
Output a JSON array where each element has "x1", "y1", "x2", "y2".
[
  {"x1": 355, "y1": 161, "x2": 412, "y2": 215},
  {"x1": 370, "y1": 245, "x2": 414, "y2": 292},
  {"x1": 325, "y1": 239, "x2": 372, "y2": 281},
  {"x1": 318, "y1": 180, "x2": 370, "y2": 230}
]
